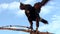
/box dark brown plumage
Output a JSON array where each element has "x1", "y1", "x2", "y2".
[{"x1": 20, "y1": 0, "x2": 49, "y2": 30}]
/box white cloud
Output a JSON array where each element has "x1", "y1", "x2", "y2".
[
  {"x1": 23, "y1": 0, "x2": 36, "y2": 4},
  {"x1": 38, "y1": 15, "x2": 60, "y2": 34},
  {"x1": 0, "y1": 1, "x2": 21, "y2": 15},
  {"x1": 0, "y1": 3, "x2": 8, "y2": 9},
  {"x1": 52, "y1": 15, "x2": 60, "y2": 20},
  {"x1": 8, "y1": 2, "x2": 20, "y2": 10},
  {"x1": 0, "y1": 2, "x2": 20, "y2": 10},
  {"x1": 41, "y1": 5, "x2": 54, "y2": 16},
  {"x1": 16, "y1": 10, "x2": 25, "y2": 17}
]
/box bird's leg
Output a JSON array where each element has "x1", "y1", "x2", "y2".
[
  {"x1": 29, "y1": 21, "x2": 33, "y2": 29},
  {"x1": 36, "y1": 17, "x2": 39, "y2": 34},
  {"x1": 29, "y1": 21, "x2": 33, "y2": 34}
]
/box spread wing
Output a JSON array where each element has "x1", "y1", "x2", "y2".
[
  {"x1": 34, "y1": 0, "x2": 50, "y2": 9},
  {"x1": 40, "y1": 0, "x2": 50, "y2": 6}
]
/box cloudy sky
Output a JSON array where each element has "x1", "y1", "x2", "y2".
[{"x1": 0, "y1": 0, "x2": 60, "y2": 34}]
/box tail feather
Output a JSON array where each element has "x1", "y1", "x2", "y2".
[{"x1": 41, "y1": 19, "x2": 48, "y2": 24}]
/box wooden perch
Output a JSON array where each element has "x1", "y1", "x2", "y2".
[{"x1": 0, "y1": 27, "x2": 53, "y2": 34}]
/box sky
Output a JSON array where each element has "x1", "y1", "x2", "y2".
[{"x1": 0, "y1": 0, "x2": 60, "y2": 34}]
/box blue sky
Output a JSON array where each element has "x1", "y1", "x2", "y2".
[{"x1": 0, "y1": 0, "x2": 60, "y2": 34}]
